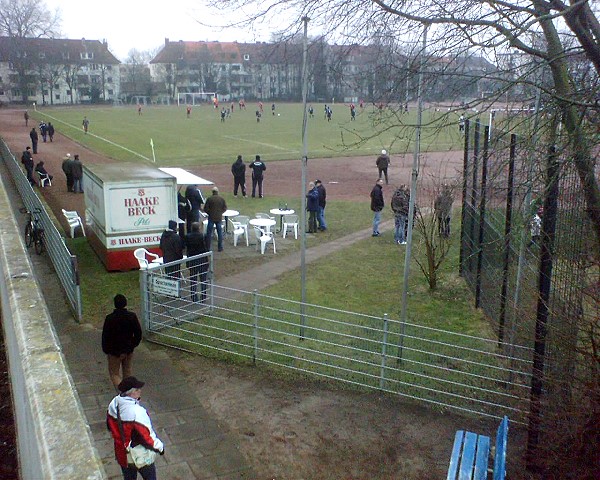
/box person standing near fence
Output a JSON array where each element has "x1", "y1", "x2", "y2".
[
  {"x1": 160, "y1": 220, "x2": 184, "y2": 278},
  {"x1": 185, "y1": 184, "x2": 204, "y2": 234},
  {"x1": 102, "y1": 294, "x2": 142, "y2": 390},
  {"x1": 62, "y1": 153, "x2": 74, "y2": 192},
  {"x1": 21, "y1": 146, "x2": 35, "y2": 186},
  {"x1": 204, "y1": 186, "x2": 227, "y2": 252},
  {"x1": 72, "y1": 154, "x2": 84, "y2": 193},
  {"x1": 370, "y1": 179, "x2": 384, "y2": 237},
  {"x1": 185, "y1": 222, "x2": 209, "y2": 303},
  {"x1": 106, "y1": 376, "x2": 164, "y2": 480}
]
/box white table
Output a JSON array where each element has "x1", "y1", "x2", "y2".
[
  {"x1": 249, "y1": 218, "x2": 276, "y2": 234},
  {"x1": 223, "y1": 209, "x2": 240, "y2": 234},
  {"x1": 269, "y1": 208, "x2": 295, "y2": 232}
]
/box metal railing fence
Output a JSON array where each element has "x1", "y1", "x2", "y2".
[
  {"x1": 141, "y1": 257, "x2": 533, "y2": 424},
  {"x1": 0, "y1": 137, "x2": 82, "y2": 321}
]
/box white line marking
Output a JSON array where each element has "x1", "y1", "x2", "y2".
[{"x1": 222, "y1": 135, "x2": 296, "y2": 152}]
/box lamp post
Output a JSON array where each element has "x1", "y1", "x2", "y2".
[{"x1": 300, "y1": 16, "x2": 310, "y2": 338}]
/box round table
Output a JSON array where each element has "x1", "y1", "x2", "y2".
[
  {"x1": 222, "y1": 209, "x2": 240, "y2": 234},
  {"x1": 249, "y1": 218, "x2": 276, "y2": 234},
  {"x1": 269, "y1": 208, "x2": 295, "y2": 232}
]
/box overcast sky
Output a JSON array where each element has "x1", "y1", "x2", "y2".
[{"x1": 44, "y1": 0, "x2": 268, "y2": 61}]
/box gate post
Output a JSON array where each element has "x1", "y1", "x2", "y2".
[
  {"x1": 139, "y1": 269, "x2": 150, "y2": 336},
  {"x1": 379, "y1": 314, "x2": 389, "y2": 390},
  {"x1": 475, "y1": 125, "x2": 489, "y2": 309}
]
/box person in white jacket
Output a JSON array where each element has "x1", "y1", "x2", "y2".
[{"x1": 107, "y1": 377, "x2": 164, "y2": 480}]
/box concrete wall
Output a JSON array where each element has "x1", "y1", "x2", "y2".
[{"x1": 0, "y1": 173, "x2": 106, "y2": 478}]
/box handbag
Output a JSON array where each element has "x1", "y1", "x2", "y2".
[{"x1": 116, "y1": 403, "x2": 157, "y2": 469}]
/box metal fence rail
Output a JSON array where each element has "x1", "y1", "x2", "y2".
[
  {"x1": 142, "y1": 258, "x2": 533, "y2": 424},
  {"x1": 0, "y1": 137, "x2": 82, "y2": 321}
]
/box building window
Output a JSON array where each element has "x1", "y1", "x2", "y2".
[
  {"x1": 55, "y1": 94, "x2": 60, "y2": 100},
  {"x1": 91, "y1": 76, "x2": 99, "y2": 84},
  {"x1": 54, "y1": 83, "x2": 59, "y2": 89},
  {"x1": 39, "y1": 52, "x2": 46, "y2": 59},
  {"x1": 42, "y1": 90, "x2": 48, "y2": 95},
  {"x1": 0, "y1": 90, "x2": 4, "y2": 96},
  {"x1": 62, "y1": 52, "x2": 70, "y2": 60},
  {"x1": 80, "y1": 52, "x2": 94, "y2": 60},
  {"x1": 107, "y1": 77, "x2": 112, "y2": 83},
  {"x1": 108, "y1": 89, "x2": 113, "y2": 95},
  {"x1": 107, "y1": 65, "x2": 112, "y2": 70},
  {"x1": 66, "y1": 90, "x2": 71, "y2": 95}
]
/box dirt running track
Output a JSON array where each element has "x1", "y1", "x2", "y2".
[{"x1": 0, "y1": 107, "x2": 529, "y2": 480}]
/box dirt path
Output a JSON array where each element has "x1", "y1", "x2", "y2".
[{"x1": 1, "y1": 108, "x2": 527, "y2": 480}]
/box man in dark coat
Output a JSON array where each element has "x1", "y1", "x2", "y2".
[
  {"x1": 184, "y1": 222, "x2": 210, "y2": 303},
  {"x1": 315, "y1": 179, "x2": 327, "y2": 231},
  {"x1": 249, "y1": 154, "x2": 266, "y2": 198},
  {"x1": 204, "y1": 186, "x2": 227, "y2": 252},
  {"x1": 39, "y1": 121, "x2": 48, "y2": 142},
  {"x1": 231, "y1": 155, "x2": 247, "y2": 197},
  {"x1": 376, "y1": 149, "x2": 390, "y2": 184},
  {"x1": 391, "y1": 185, "x2": 409, "y2": 244},
  {"x1": 306, "y1": 182, "x2": 319, "y2": 233},
  {"x1": 434, "y1": 184, "x2": 454, "y2": 238},
  {"x1": 160, "y1": 220, "x2": 184, "y2": 278},
  {"x1": 72, "y1": 154, "x2": 83, "y2": 193},
  {"x1": 21, "y1": 146, "x2": 35, "y2": 185},
  {"x1": 62, "y1": 153, "x2": 74, "y2": 192},
  {"x1": 101, "y1": 294, "x2": 142, "y2": 389},
  {"x1": 177, "y1": 191, "x2": 190, "y2": 237},
  {"x1": 185, "y1": 184, "x2": 204, "y2": 233},
  {"x1": 47, "y1": 122, "x2": 55, "y2": 142},
  {"x1": 29, "y1": 127, "x2": 38, "y2": 154},
  {"x1": 370, "y1": 179, "x2": 384, "y2": 237}
]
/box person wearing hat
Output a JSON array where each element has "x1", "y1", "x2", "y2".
[
  {"x1": 315, "y1": 179, "x2": 327, "y2": 231},
  {"x1": 107, "y1": 376, "x2": 164, "y2": 479},
  {"x1": 249, "y1": 154, "x2": 266, "y2": 198},
  {"x1": 160, "y1": 220, "x2": 184, "y2": 278},
  {"x1": 204, "y1": 186, "x2": 227, "y2": 252},
  {"x1": 102, "y1": 294, "x2": 142, "y2": 389},
  {"x1": 376, "y1": 149, "x2": 390, "y2": 185},
  {"x1": 61, "y1": 153, "x2": 74, "y2": 192}
]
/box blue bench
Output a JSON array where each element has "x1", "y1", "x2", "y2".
[{"x1": 447, "y1": 416, "x2": 508, "y2": 480}]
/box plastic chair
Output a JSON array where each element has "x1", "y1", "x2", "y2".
[
  {"x1": 62, "y1": 209, "x2": 86, "y2": 238},
  {"x1": 230, "y1": 216, "x2": 249, "y2": 246},
  {"x1": 37, "y1": 172, "x2": 52, "y2": 187},
  {"x1": 256, "y1": 212, "x2": 275, "y2": 221},
  {"x1": 133, "y1": 248, "x2": 162, "y2": 270},
  {"x1": 282, "y1": 214, "x2": 299, "y2": 239},
  {"x1": 253, "y1": 226, "x2": 276, "y2": 254}
]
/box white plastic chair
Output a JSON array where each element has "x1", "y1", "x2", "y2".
[
  {"x1": 37, "y1": 171, "x2": 52, "y2": 187},
  {"x1": 230, "y1": 216, "x2": 249, "y2": 246},
  {"x1": 133, "y1": 248, "x2": 162, "y2": 270},
  {"x1": 255, "y1": 212, "x2": 275, "y2": 221},
  {"x1": 282, "y1": 214, "x2": 299, "y2": 239},
  {"x1": 62, "y1": 209, "x2": 86, "y2": 237},
  {"x1": 254, "y1": 226, "x2": 276, "y2": 254}
]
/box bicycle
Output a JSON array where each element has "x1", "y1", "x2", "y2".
[{"x1": 21, "y1": 207, "x2": 45, "y2": 255}]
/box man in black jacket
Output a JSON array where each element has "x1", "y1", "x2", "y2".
[
  {"x1": 185, "y1": 184, "x2": 204, "y2": 233},
  {"x1": 21, "y1": 146, "x2": 35, "y2": 185},
  {"x1": 315, "y1": 179, "x2": 327, "y2": 231},
  {"x1": 160, "y1": 220, "x2": 184, "y2": 277},
  {"x1": 231, "y1": 155, "x2": 247, "y2": 197},
  {"x1": 29, "y1": 127, "x2": 38, "y2": 154},
  {"x1": 101, "y1": 294, "x2": 142, "y2": 390},
  {"x1": 249, "y1": 154, "x2": 266, "y2": 198},
  {"x1": 184, "y1": 222, "x2": 209, "y2": 302},
  {"x1": 370, "y1": 179, "x2": 384, "y2": 237}
]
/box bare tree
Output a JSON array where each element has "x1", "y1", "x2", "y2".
[{"x1": 0, "y1": 0, "x2": 61, "y2": 102}]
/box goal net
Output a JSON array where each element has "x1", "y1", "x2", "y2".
[{"x1": 177, "y1": 92, "x2": 216, "y2": 106}]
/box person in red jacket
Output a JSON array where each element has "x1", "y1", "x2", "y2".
[
  {"x1": 102, "y1": 294, "x2": 142, "y2": 389},
  {"x1": 107, "y1": 376, "x2": 164, "y2": 479}
]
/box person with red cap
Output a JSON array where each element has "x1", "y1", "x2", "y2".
[{"x1": 107, "y1": 376, "x2": 164, "y2": 480}]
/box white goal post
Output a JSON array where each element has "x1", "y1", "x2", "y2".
[{"x1": 177, "y1": 92, "x2": 216, "y2": 106}]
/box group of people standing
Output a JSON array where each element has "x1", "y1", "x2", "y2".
[
  {"x1": 306, "y1": 180, "x2": 327, "y2": 233},
  {"x1": 230, "y1": 154, "x2": 267, "y2": 198},
  {"x1": 61, "y1": 152, "x2": 84, "y2": 193}
]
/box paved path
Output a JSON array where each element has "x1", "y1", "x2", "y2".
[{"x1": 1, "y1": 107, "x2": 394, "y2": 478}]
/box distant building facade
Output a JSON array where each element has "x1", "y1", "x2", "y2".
[{"x1": 0, "y1": 37, "x2": 121, "y2": 105}]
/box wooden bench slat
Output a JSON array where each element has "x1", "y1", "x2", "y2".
[
  {"x1": 474, "y1": 435, "x2": 490, "y2": 480},
  {"x1": 447, "y1": 431, "x2": 465, "y2": 480},
  {"x1": 493, "y1": 416, "x2": 509, "y2": 480},
  {"x1": 458, "y1": 432, "x2": 479, "y2": 479}
]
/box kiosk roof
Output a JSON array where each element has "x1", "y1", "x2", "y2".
[{"x1": 159, "y1": 167, "x2": 213, "y2": 186}]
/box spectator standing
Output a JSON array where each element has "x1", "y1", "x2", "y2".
[
  {"x1": 101, "y1": 294, "x2": 142, "y2": 390},
  {"x1": 458, "y1": 114, "x2": 465, "y2": 132},
  {"x1": 47, "y1": 122, "x2": 55, "y2": 142},
  {"x1": 106, "y1": 377, "x2": 164, "y2": 480},
  {"x1": 250, "y1": 155, "x2": 266, "y2": 198},
  {"x1": 434, "y1": 184, "x2": 453, "y2": 238},
  {"x1": 376, "y1": 149, "x2": 390, "y2": 184},
  {"x1": 315, "y1": 179, "x2": 327, "y2": 231},
  {"x1": 391, "y1": 185, "x2": 409, "y2": 245},
  {"x1": 306, "y1": 182, "x2": 319, "y2": 233},
  {"x1": 39, "y1": 121, "x2": 48, "y2": 142},
  {"x1": 82, "y1": 116, "x2": 90, "y2": 133},
  {"x1": 370, "y1": 179, "x2": 384, "y2": 237},
  {"x1": 204, "y1": 186, "x2": 227, "y2": 252},
  {"x1": 185, "y1": 222, "x2": 209, "y2": 303},
  {"x1": 24, "y1": 110, "x2": 29, "y2": 126},
  {"x1": 72, "y1": 154, "x2": 84, "y2": 193},
  {"x1": 160, "y1": 220, "x2": 184, "y2": 278},
  {"x1": 177, "y1": 191, "x2": 190, "y2": 238},
  {"x1": 29, "y1": 127, "x2": 38, "y2": 154},
  {"x1": 185, "y1": 184, "x2": 204, "y2": 234},
  {"x1": 62, "y1": 153, "x2": 74, "y2": 192},
  {"x1": 21, "y1": 146, "x2": 35, "y2": 185},
  {"x1": 231, "y1": 155, "x2": 247, "y2": 197}
]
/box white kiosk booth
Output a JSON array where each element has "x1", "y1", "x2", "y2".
[{"x1": 83, "y1": 163, "x2": 213, "y2": 271}]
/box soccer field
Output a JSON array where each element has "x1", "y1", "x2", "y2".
[{"x1": 34, "y1": 103, "x2": 463, "y2": 167}]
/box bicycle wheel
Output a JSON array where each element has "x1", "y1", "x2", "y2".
[
  {"x1": 34, "y1": 230, "x2": 45, "y2": 255},
  {"x1": 24, "y1": 223, "x2": 33, "y2": 248}
]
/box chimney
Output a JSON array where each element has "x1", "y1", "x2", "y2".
[{"x1": 165, "y1": 38, "x2": 169, "y2": 45}]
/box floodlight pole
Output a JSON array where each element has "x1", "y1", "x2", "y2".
[
  {"x1": 398, "y1": 22, "x2": 429, "y2": 363},
  {"x1": 300, "y1": 16, "x2": 310, "y2": 339}
]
